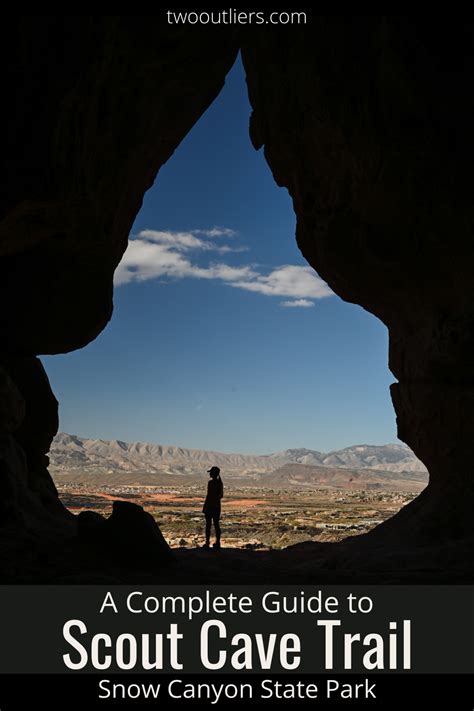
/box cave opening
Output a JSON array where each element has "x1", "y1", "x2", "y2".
[
  {"x1": 3, "y1": 18, "x2": 473, "y2": 582},
  {"x1": 41, "y1": 55, "x2": 425, "y2": 559}
]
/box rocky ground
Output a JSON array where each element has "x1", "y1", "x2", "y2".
[
  {"x1": 57, "y1": 483, "x2": 418, "y2": 550},
  {"x1": 0, "y1": 522, "x2": 472, "y2": 584}
]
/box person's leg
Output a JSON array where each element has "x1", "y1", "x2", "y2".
[
  {"x1": 213, "y1": 514, "x2": 221, "y2": 547},
  {"x1": 204, "y1": 514, "x2": 211, "y2": 547}
]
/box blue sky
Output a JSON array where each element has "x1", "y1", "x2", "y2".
[{"x1": 43, "y1": 55, "x2": 397, "y2": 455}]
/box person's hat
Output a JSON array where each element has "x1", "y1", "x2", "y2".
[{"x1": 207, "y1": 466, "x2": 220, "y2": 475}]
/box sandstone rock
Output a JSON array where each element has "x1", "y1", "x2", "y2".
[
  {"x1": 1, "y1": 17, "x2": 238, "y2": 549},
  {"x1": 2, "y1": 357, "x2": 58, "y2": 461},
  {"x1": 78, "y1": 501, "x2": 172, "y2": 567},
  {"x1": 0, "y1": 17, "x2": 239, "y2": 355},
  {"x1": 0, "y1": 366, "x2": 24, "y2": 432},
  {"x1": 77, "y1": 510, "x2": 108, "y2": 544},
  {"x1": 0, "y1": 17, "x2": 473, "y2": 572},
  {"x1": 108, "y1": 501, "x2": 172, "y2": 564},
  {"x1": 0, "y1": 433, "x2": 74, "y2": 532},
  {"x1": 241, "y1": 19, "x2": 474, "y2": 541},
  {"x1": 1, "y1": 357, "x2": 71, "y2": 518}
]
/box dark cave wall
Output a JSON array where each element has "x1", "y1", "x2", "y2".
[
  {"x1": 1, "y1": 16, "x2": 239, "y2": 355},
  {"x1": 1, "y1": 16, "x2": 473, "y2": 542},
  {"x1": 241, "y1": 18, "x2": 474, "y2": 538},
  {"x1": 0, "y1": 16, "x2": 239, "y2": 528},
  {"x1": 0, "y1": 357, "x2": 71, "y2": 529}
]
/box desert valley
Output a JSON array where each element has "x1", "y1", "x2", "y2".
[{"x1": 51, "y1": 434, "x2": 427, "y2": 549}]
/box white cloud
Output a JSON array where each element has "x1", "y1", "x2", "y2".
[
  {"x1": 213, "y1": 244, "x2": 249, "y2": 254},
  {"x1": 281, "y1": 299, "x2": 315, "y2": 308},
  {"x1": 135, "y1": 229, "x2": 244, "y2": 255},
  {"x1": 114, "y1": 241, "x2": 193, "y2": 285},
  {"x1": 114, "y1": 228, "x2": 333, "y2": 308},
  {"x1": 206, "y1": 263, "x2": 259, "y2": 281},
  {"x1": 193, "y1": 227, "x2": 237, "y2": 238},
  {"x1": 230, "y1": 265, "x2": 332, "y2": 299},
  {"x1": 139, "y1": 230, "x2": 212, "y2": 251}
]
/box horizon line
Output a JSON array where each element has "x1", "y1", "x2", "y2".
[{"x1": 54, "y1": 431, "x2": 409, "y2": 458}]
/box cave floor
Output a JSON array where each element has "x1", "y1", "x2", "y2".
[{"x1": 0, "y1": 527, "x2": 472, "y2": 584}]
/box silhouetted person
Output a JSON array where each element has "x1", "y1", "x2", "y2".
[{"x1": 202, "y1": 466, "x2": 224, "y2": 549}]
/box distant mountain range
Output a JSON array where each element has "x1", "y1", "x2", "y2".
[{"x1": 49, "y1": 433, "x2": 428, "y2": 490}]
